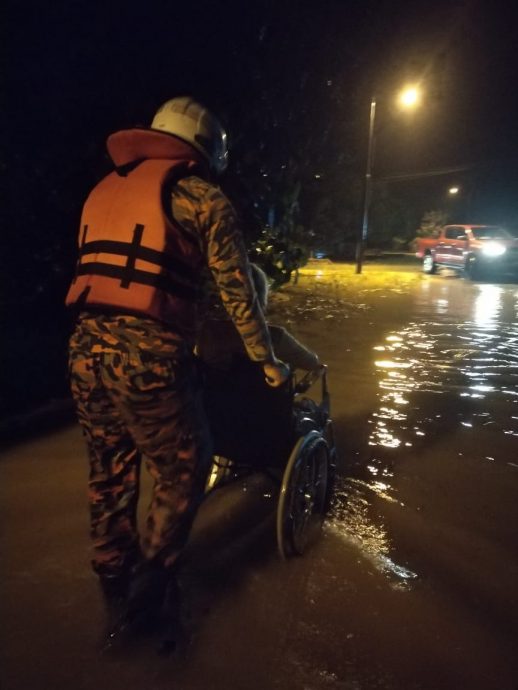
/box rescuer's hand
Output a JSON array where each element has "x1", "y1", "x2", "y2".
[{"x1": 263, "y1": 359, "x2": 290, "y2": 387}]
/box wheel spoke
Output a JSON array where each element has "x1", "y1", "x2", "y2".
[
  {"x1": 290, "y1": 446, "x2": 328, "y2": 553},
  {"x1": 277, "y1": 433, "x2": 331, "y2": 558}
]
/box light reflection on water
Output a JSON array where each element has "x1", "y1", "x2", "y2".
[
  {"x1": 327, "y1": 477, "x2": 417, "y2": 588},
  {"x1": 331, "y1": 280, "x2": 518, "y2": 584},
  {"x1": 368, "y1": 282, "x2": 518, "y2": 459}
]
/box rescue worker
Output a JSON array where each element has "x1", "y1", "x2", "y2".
[{"x1": 66, "y1": 97, "x2": 289, "y2": 643}]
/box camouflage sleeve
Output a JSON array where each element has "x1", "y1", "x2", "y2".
[{"x1": 198, "y1": 185, "x2": 275, "y2": 363}]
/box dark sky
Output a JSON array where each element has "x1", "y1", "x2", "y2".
[{"x1": 4, "y1": 0, "x2": 518, "y2": 234}]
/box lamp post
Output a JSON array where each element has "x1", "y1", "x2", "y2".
[
  {"x1": 355, "y1": 85, "x2": 422, "y2": 274},
  {"x1": 355, "y1": 97, "x2": 377, "y2": 274}
]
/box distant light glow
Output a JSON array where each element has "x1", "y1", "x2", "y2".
[
  {"x1": 448, "y1": 186, "x2": 459, "y2": 195},
  {"x1": 481, "y1": 242, "x2": 506, "y2": 257},
  {"x1": 398, "y1": 85, "x2": 421, "y2": 109}
]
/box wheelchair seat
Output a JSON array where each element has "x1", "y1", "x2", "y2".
[
  {"x1": 202, "y1": 355, "x2": 294, "y2": 468},
  {"x1": 202, "y1": 357, "x2": 337, "y2": 559}
]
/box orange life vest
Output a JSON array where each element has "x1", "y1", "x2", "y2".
[{"x1": 66, "y1": 158, "x2": 204, "y2": 335}]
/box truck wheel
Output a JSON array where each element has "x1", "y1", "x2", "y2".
[{"x1": 423, "y1": 255, "x2": 436, "y2": 274}]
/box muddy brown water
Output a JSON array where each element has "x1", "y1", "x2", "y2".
[{"x1": 1, "y1": 264, "x2": 517, "y2": 690}]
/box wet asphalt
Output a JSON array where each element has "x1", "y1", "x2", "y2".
[{"x1": 1, "y1": 261, "x2": 517, "y2": 690}]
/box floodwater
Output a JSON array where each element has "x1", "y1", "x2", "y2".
[{"x1": 1, "y1": 263, "x2": 518, "y2": 690}]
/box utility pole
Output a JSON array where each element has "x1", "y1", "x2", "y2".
[
  {"x1": 354, "y1": 85, "x2": 423, "y2": 274},
  {"x1": 355, "y1": 97, "x2": 376, "y2": 274}
]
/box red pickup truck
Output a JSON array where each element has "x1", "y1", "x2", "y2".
[{"x1": 415, "y1": 224, "x2": 518, "y2": 280}]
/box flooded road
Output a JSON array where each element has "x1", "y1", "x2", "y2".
[{"x1": 2, "y1": 262, "x2": 517, "y2": 689}]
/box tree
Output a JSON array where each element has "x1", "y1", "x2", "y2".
[
  {"x1": 416, "y1": 209, "x2": 449, "y2": 237},
  {"x1": 405, "y1": 209, "x2": 448, "y2": 253}
]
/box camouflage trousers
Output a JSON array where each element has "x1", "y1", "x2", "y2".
[{"x1": 68, "y1": 313, "x2": 212, "y2": 576}]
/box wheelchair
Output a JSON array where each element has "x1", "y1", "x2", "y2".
[{"x1": 202, "y1": 357, "x2": 337, "y2": 559}]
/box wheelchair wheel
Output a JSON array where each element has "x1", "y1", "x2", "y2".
[
  {"x1": 276, "y1": 430, "x2": 329, "y2": 559},
  {"x1": 323, "y1": 418, "x2": 337, "y2": 513}
]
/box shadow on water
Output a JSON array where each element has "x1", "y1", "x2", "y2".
[{"x1": 176, "y1": 474, "x2": 278, "y2": 646}]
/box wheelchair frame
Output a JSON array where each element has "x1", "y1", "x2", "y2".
[{"x1": 205, "y1": 366, "x2": 336, "y2": 559}]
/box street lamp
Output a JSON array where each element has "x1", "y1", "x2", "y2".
[
  {"x1": 355, "y1": 85, "x2": 422, "y2": 274},
  {"x1": 448, "y1": 186, "x2": 459, "y2": 195}
]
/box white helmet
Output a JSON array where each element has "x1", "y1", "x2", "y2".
[{"x1": 150, "y1": 97, "x2": 228, "y2": 174}]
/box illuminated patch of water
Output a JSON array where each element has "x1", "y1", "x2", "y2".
[
  {"x1": 327, "y1": 478, "x2": 417, "y2": 587},
  {"x1": 367, "y1": 285, "x2": 518, "y2": 459}
]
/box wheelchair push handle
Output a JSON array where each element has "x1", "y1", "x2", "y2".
[{"x1": 293, "y1": 364, "x2": 328, "y2": 397}]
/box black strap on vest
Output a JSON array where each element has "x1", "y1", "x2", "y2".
[
  {"x1": 78, "y1": 236, "x2": 199, "y2": 283},
  {"x1": 75, "y1": 261, "x2": 200, "y2": 300},
  {"x1": 77, "y1": 223, "x2": 201, "y2": 300},
  {"x1": 120, "y1": 224, "x2": 144, "y2": 288}
]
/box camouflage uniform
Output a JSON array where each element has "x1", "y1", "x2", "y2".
[{"x1": 69, "y1": 174, "x2": 274, "y2": 576}]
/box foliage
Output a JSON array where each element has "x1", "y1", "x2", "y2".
[
  {"x1": 249, "y1": 226, "x2": 308, "y2": 288},
  {"x1": 360, "y1": 183, "x2": 424, "y2": 251},
  {"x1": 302, "y1": 170, "x2": 362, "y2": 258},
  {"x1": 416, "y1": 210, "x2": 449, "y2": 237},
  {"x1": 405, "y1": 209, "x2": 448, "y2": 253},
  {"x1": 246, "y1": 173, "x2": 309, "y2": 288},
  {"x1": 369, "y1": 192, "x2": 408, "y2": 250}
]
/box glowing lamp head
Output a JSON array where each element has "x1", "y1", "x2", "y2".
[{"x1": 398, "y1": 86, "x2": 421, "y2": 109}]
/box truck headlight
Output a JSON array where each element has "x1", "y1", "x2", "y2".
[{"x1": 481, "y1": 242, "x2": 506, "y2": 257}]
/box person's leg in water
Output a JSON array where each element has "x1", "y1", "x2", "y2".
[
  {"x1": 69, "y1": 331, "x2": 143, "y2": 629},
  {"x1": 70, "y1": 323, "x2": 212, "y2": 647},
  {"x1": 105, "y1": 347, "x2": 212, "y2": 645}
]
